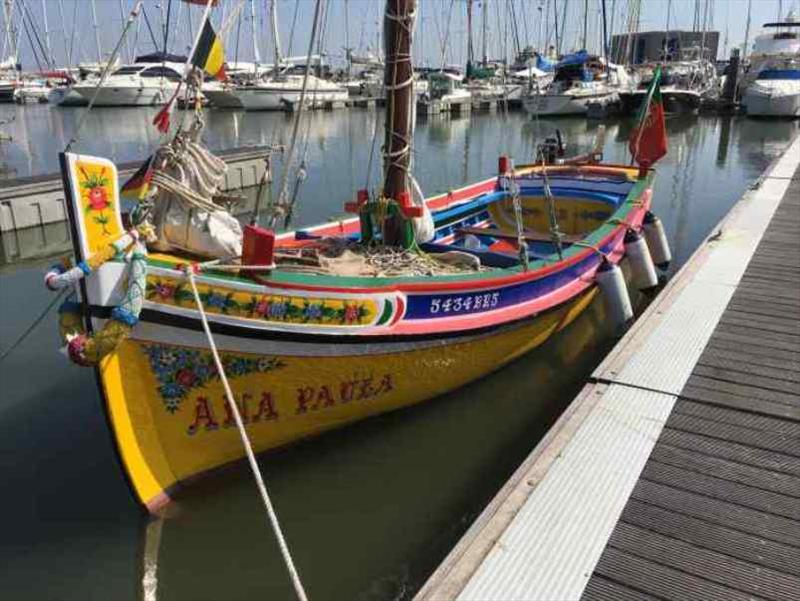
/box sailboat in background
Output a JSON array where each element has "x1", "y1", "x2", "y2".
[{"x1": 204, "y1": 0, "x2": 347, "y2": 110}]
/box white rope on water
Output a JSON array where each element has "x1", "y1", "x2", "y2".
[{"x1": 185, "y1": 270, "x2": 309, "y2": 601}]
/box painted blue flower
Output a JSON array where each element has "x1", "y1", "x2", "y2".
[
  {"x1": 194, "y1": 362, "x2": 213, "y2": 381},
  {"x1": 269, "y1": 302, "x2": 287, "y2": 318},
  {"x1": 206, "y1": 293, "x2": 227, "y2": 309},
  {"x1": 304, "y1": 304, "x2": 323, "y2": 320},
  {"x1": 160, "y1": 382, "x2": 185, "y2": 403}
]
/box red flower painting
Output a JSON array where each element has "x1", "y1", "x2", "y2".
[{"x1": 79, "y1": 165, "x2": 113, "y2": 235}]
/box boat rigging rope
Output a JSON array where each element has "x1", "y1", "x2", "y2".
[
  {"x1": 0, "y1": 287, "x2": 68, "y2": 363},
  {"x1": 539, "y1": 151, "x2": 564, "y2": 260},
  {"x1": 64, "y1": 2, "x2": 143, "y2": 152},
  {"x1": 507, "y1": 170, "x2": 530, "y2": 270},
  {"x1": 271, "y1": 0, "x2": 323, "y2": 229},
  {"x1": 185, "y1": 269, "x2": 309, "y2": 601}
]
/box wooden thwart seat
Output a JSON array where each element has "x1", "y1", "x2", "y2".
[{"x1": 458, "y1": 226, "x2": 583, "y2": 244}]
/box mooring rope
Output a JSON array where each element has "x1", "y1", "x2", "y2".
[
  {"x1": 0, "y1": 287, "x2": 68, "y2": 363},
  {"x1": 185, "y1": 270, "x2": 309, "y2": 601}
]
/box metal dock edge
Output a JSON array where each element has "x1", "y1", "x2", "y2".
[{"x1": 415, "y1": 132, "x2": 800, "y2": 601}]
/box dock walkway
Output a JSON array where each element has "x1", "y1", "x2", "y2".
[{"x1": 416, "y1": 135, "x2": 800, "y2": 601}]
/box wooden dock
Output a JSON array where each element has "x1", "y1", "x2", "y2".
[{"x1": 416, "y1": 134, "x2": 800, "y2": 601}]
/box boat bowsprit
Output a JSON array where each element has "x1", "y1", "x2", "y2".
[{"x1": 48, "y1": 146, "x2": 665, "y2": 512}]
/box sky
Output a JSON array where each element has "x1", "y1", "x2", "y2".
[{"x1": 1, "y1": 0, "x2": 798, "y2": 71}]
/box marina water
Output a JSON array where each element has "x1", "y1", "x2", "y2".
[{"x1": 0, "y1": 103, "x2": 796, "y2": 600}]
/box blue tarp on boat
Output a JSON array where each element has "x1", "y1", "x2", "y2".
[
  {"x1": 557, "y1": 50, "x2": 590, "y2": 68},
  {"x1": 535, "y1": 55, "x2": 556, "y2": 72}
]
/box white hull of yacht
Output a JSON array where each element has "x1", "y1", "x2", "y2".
[
  {"x1": 522, "y1": 91, "x2": 617, "y2": 116},
  {"x1": 233, "y1": 86, "x2": 349, "y2": 111},
  {"x1": 744, "y1": 81, "x2": 800, "y2": 118},
  {"x1": 48, "y1": 86, "x2": 88, "y2": 106},
  {"x1": 202, "y1": 86, "x2": 245, "y2": 109},
  {"x1": 72, "y1": 83, "x2": 176, "y2": 107}
]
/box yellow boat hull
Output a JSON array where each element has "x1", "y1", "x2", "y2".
[{"x1": 99, "y1": 288, "x2": 597, "y2": 511}]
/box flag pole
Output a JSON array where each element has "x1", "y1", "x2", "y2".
[
  {"x1": 631, "y1": 65, "x2": 660, "y2": 167},
  {"x1": 153, "y1": 0, "x2": 216, "y2": 133},
  {"x1": 183, "y1": 0, "x2": 217, "y2": 81}
]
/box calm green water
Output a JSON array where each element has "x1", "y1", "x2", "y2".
[{"x1": 0, "y1": 104, "x2": 796, "y2": 601}]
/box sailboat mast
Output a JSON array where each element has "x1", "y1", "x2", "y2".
[
  {"x1": 270, "y1": 0, "x2": 282, "y2": 70},
  {"x1": 90, "y1": 0, "x2": 102, "y2": 64},
  {"x1": 249, "y1": 0, "x2": 260, "y2": 73},
  {"x1": 467, "y1": 0, "x2": 474, "y2": 74},
  {"x1": 41, "y1": 0, "x2": 52, "y2": 67},
  {"x1": 742, "y1": 0, "x2": 752, "y2": 61},
  {"x1": 482, "y1": 0, "x2": 488, "y2": 65},
  {"x1": 58, "y1": 0, "x2": 70, "y2": 67},
  {"x1": 382, "y1": 0, "x2": 415, "y2": 246},
  {"x1": 582, "y1": 0, "x2": 588, "y2": 50},
  {"x1": 344, "y1": 0, "x2": 350, "y2": 78}
]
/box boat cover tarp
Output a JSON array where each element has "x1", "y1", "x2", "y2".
[
  {"x1": 536, "y1": 55, "x2": 556, "y2": 72},
  {"x1": 135, "y1": 52, "x2": 188, "y2": 64},
  {"x1": 557, "y1": 50, "x2": 590, "y2": 67}
]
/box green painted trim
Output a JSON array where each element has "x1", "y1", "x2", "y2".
[{"x1": 376, "y1": 299, "x2": 394, "y2": 325}]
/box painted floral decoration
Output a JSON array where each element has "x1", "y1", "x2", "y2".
[
  {"x1": 141, "y1": 343, "x2": 285, "y2": 413},
  {"x1": 145, "y1": 279, "x2": 194, "y2": 304},
  {"x1": 79, "y1": 165, "x2": 113, "y2": 235}
]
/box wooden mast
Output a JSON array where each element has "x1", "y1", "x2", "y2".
[{"x1": 382, "y1": 0, "x2": 417, "y2": 247}]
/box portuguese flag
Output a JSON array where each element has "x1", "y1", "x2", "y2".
[
  {"x1": 629, "y1": 66, "x2": 667, "y2": 167},
  {"x1": 191, "y1": 20, "x2": 226, "y2": 81}
]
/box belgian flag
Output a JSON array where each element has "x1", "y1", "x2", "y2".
[
  {"x1": 191, "y1": 20, "x2": 226, "y2": 81},
  {"x1": 120, "y1": 156, "x2": 154, "y2": 200}
]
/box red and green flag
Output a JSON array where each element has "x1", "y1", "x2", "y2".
[{"x1": 629, "y1": 66, "x2": 667, "y2": 167}]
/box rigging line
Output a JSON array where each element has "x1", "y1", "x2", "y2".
[
  {"x1": 163, "y1": 0, "x2": 172, "y2": 55},
  {"x1": 15, "y1": 0, "x2": 46, "y2": 71},
  {"x1": 286, "y1": 0, "x2": 300, "y2": 60},
  {"x1": 186, "y1": 271, "x2": 309, "y2": 601},
  {"x1": 271, "y1": 0, "x2": 323, "y2": 229},
  {"x1": 0, "y1": 287, "x2": 68, "y2": 364},
  {"x1": 141, "y1": 6, "x2": 161, "y2": 54},
  {"x1": 65, "y1": 2, "x2": 142, "y2": 153}
]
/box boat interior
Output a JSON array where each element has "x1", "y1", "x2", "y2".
[{"x1": 136, "y1": 165, "x2": 639, "y2": 280}]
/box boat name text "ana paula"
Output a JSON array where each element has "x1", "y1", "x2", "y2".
[{"x1": 187, "y1": 373, "x2": 395, "y2": 435}]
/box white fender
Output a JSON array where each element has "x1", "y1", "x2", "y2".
[
  {"x1": 624, "y1": 229, "x2": 659, "y2": 290},
  {"x1": 596, "y1": 258, "x2": 633, "y2": 328},
  {"x1": 643, "y1": 211, "x2": 672, "y2": 270}
]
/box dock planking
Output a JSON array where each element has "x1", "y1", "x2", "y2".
[
  {"x1": 414, "y1": 139, "x2": 800, "y2": 601},
  {"x1": 581, "y1": 169, "x2": 800, "y2": 601}
]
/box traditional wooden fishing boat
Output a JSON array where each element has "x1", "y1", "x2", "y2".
[{"x1": 47, "y1": 0, "x2": 669, "y2": 514}]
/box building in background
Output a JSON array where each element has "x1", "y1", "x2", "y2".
[{"x1": 611, "y1": 31, "x2": 720, "y2": 64}]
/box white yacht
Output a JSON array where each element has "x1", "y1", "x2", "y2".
[
  {"x1": 417, "y1": 71, "x2": 472, "y2": 114},
  {"x1": 206, "y1": 72, "x2": 348, "y2": 111},
  {"x1": 71, "y1": 55, "x2": 185, "y2": 107},
  {"x1": 743, "y1": 18, "x2": 800, "y2": 118},
  {"x1": 47, "y1": 84, "x2": 87, "y2": 106},
  {"x1": 744, "y1": 56, "x2": 800, "y2": 117},
  {"x1": 522, "y1": 52, "x2": 618, "y2": 116}
]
